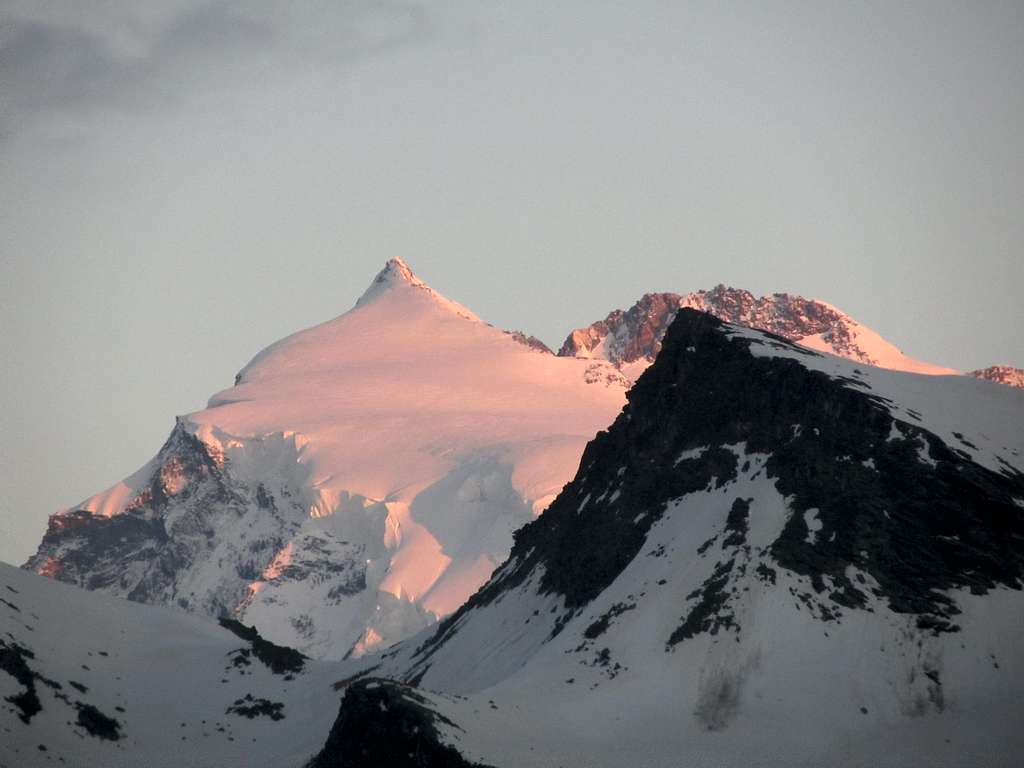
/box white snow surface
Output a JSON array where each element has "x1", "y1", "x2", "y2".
[
  {"x1": 60, "y1": 259, "x2": 627, "y2": 658},
  {"x1": 0, "y1": 562, "x2": 371, "y2": 768}
]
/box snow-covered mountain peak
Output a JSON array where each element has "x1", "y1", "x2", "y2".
[
  {"x1": 356, "y1": 256, "x2": 423, "y2": 302},
  {"x1": 28, "y1": 260, "x2": 628, "y2": 660},
  {"x1": 383, "y1": 255, "x2": 418, "y2": 282},
  {"x1": 353, "y1": 257, "x2": 479, "y2": 323}
]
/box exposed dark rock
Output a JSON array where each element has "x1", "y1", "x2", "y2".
[
  {"x1": 327, "y1": 572, "x2": 367, "y2": 600},
  {"x1": 415, "y1": 309, "x2": 1024, "y2": 666},
  {"x1": 1, "y1": 640, "x2": 42, "y2": 723},
  {"x1": 226, "y1": 694, "x2": 284, "y2": 721},
  {"x1": 583, "y1": 602, "x2": 636, "y2": 640},
  {"x1": 505, "y1": 330, "x2": 553, "y2": 355},
  {"x1": 307, "y1": 678, "x2": 492, "y2": 768},
  {"x1": 755, "y1": 563, "x2": 777, "y2": 585},
  {"x1": 722, "y1": 498, "x2": 751, "y2": 547},
  {"x1": 668, "y1": 559, "x2": 738, "y2": 645},
  {"x1": 218, "y1": 618, "x2": 306, "y2": 675},
  {"x1": 23, "y1": 419, "x2": 307, "y2": 622},
  {"x1": 75, "y1": 702, "x2": 122, "y2": 740}
]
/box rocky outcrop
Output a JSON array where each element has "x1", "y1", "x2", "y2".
[
  {"x1": 559, "y1": 285, "x2": 1021, "y2": 387},
  {"x1": 25, "y1": 421, "x2": 312, "y2": 619},
  {"x1": 505, "y1": 330, "x2": 553, "y2": 354},
  {"x1": 558, "y1": 286, "x2": 866, "y2": 367},
  {"x1": 308, "y1": 679, "x2": 490, "y2": 768},
  {"x1": 968, "y1": 365, "x2": 1024, "y2": 389}
]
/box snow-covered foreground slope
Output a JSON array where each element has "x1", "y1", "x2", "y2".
[
  {"x1": 337, "y1": 310, "x2": 1024, "y2": 768},
  {"x1": 0, "y1": 561, "x2": 376, "y2": 768},
  {"x1": 559, "y1": 285, "x2": 1022, "y2": 386},
  {"x1": 26, "y1": 259, "x2": 628, "y2": 659}
]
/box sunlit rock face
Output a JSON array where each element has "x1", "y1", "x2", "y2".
[
  {"x1": 26, "y1": 259, "x2": 628, "y2": 659},
  {"x1": 559, "y1": 285, "x2": 975, "y2": 381},
  {"x1": 967, "y1": 365, "x2": 1024, "y2": 388}
]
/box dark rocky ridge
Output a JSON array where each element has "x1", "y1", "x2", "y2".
[
  {"x1": 308, "y1": 679, "x2": 491, "y2": 768},
  {"x1": 505, "y1": 330, "x2": 553, "y2": 354},
  {"x1": 1, "y1": 639, "x2": 44, "y2": 723},
  {"x1": 417, "y1": 309, "x2": 1024, "y2": 662},
  {"x1": 218, "y1": 618, "x2": 306, "y2": 675}
]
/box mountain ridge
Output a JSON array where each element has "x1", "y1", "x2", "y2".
[
  {"x1": 22, "y1": 261, "x2": 1023, "y2": 668},
  {"x1": 358, "y1": 308, "x2": 1024, "y2": 767},
  {"x1": 558, "y1": 285, "x2": 1022, "y2": 386}
]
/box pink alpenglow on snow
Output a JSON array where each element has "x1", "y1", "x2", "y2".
[{"x1": 28, "y1": 259, "x2": 628, "y2": 659}]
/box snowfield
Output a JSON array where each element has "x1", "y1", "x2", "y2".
[{"x1": 0, "y1": 561, "x2": 369, "y2": 768}]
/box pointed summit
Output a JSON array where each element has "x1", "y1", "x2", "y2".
[
  {"x1": 29, "y1": 255, "x2": 628, "y2": 662},
  {"x1": 354, "y1": 257, "x2": 479, "y2": 320},
  {"x1": 355, "y1": 257, "x2": 424, "y2": 306},
  {"x1": 379, "y1": 256, "x2": 422, "y2": 286}
]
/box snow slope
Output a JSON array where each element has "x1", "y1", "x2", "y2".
[
  {"x1": 26, "y1": 259, "x2": 628, "y2": 659},
  {"x1": 350, "y1": 309, "x2": 1024, "y2": 768},
  {"x1": 0, "y1": 561, "x2": 375, "y2": 768}
]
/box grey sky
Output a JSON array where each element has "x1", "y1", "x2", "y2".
[{"x1": 2, "y1": 1, "x2": 1022, "y2": 564}]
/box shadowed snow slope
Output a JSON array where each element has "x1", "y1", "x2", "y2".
[
  {"x1": 0, "y1": 562, "x2": 378, "y2": 768},
  {"x1": 354, "y1": 310, "x2": 1024, "y2": 768},
  {"x1": 25, "y1": 259, "x2": 628, "y2": 659}
]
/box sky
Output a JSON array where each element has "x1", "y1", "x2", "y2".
[{"x1": 1, "y1": 0, "x2": 1022, "y2": 565}]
